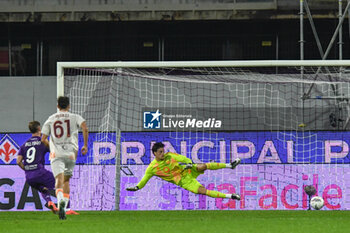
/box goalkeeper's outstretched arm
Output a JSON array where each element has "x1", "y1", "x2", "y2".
[{"x1": 126, "y1": 170, "x2": 153, "y2": 191}]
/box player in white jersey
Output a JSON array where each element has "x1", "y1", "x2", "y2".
[{"x1": 41, "y1": 96, "x2": 88, "y2": 220}]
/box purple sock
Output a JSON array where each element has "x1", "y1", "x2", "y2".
[
  {"x1": 67, "y1": 200, "x2": 70, "y2": 209},
  {"x1": 40, "y1": 189, "x2": 52, "y2": 203}
]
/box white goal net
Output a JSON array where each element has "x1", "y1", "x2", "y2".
[{"x1": 57, "y1": 60, "x2": 350, "y2": 210}]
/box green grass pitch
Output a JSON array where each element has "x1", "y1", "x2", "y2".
[{"x1": 1, "y1": 210, "x2": 349, "y2": 233}]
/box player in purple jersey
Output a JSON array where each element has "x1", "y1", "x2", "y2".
[
  {"x1": 17, "y1": 121, "x2": 79, "y2": 215},
  {"x1": 17, "y1": 121, "x2": 58, "y2": 214}
]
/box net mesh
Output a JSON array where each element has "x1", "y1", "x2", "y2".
[{"x1": 61, "y1": 64, "x2": 350, "y2": 210}]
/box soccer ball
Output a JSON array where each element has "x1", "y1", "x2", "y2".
[{"x1": 310, "y1": 196, "x2": 324, "y2": 210}]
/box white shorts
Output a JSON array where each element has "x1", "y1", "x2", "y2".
[{"x1": 51, "y1": 156, "x2": 76, "y2": 178}]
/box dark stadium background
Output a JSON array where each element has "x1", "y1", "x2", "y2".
[{"x1": 0, "y1": 0, "x2": 349, "y2": 76}]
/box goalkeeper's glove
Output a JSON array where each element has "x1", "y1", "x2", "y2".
[
  {"x1": 184, "y1": 163, "x2": 193, "y2": 169},
  {"x1": 126, "y1": 186, "x2": 139, "y2": 191}
]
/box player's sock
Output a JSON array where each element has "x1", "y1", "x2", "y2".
[
  {"x1": 66, "y1": 200, "x2": 70, "y2": 209},
  {"x1": 205, "y1": 163, "x2": 227, "y2": 170},
  {"x1": 205, "y1": 190, "x2": 232, "y2": 198},
  {"x1": 40, "y1": 189, "x2": 52, "y2": 203},
  {"x1": 56, "y1": 188, "x2": 64, "y2": 207},
  {"x1": 63, "y1": 193, "x2": 70, "y2": 211}
]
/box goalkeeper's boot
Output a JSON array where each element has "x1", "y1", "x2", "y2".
[
  {"x1": 231, "y1": 193, "x2": 241, "y2": 201},
  {"x1": 46, "y1": 201, "x2": 58, "y2": 214},
  {"x1": 66, "y1": 209, "x2": 80, "y2": 215},
  {"x1": 231, "y1": 158, "x2": 241, "y2": 169},
  {"x1": 58, "y1": 200, "x2": 66, "y2": 220}
]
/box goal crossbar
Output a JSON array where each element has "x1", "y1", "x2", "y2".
[
  {"x1": 57, "y1": 60, "x2": 350, "y2": 96},
  {"x1": 57, "y1": 60, "x2": 350, "y2": 69}
]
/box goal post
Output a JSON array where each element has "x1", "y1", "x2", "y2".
[{"x1": 57, "y1": 60, "x2": 350, "y2": 211}]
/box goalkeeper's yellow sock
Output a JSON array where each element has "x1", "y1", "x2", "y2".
[
  {"x1": 205, "y1": 163, "x2": 228, "y2": 170},
  {"x1": 206, "y1": 190, "x2": 231, "y2": 198}
]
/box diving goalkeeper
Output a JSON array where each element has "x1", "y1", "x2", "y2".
[{"x1": 126, "y1": 142, "x2": 241, "y2": 200}]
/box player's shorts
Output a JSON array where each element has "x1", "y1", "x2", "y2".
[
  {"x1": 26, "y1": 169, "x2": 55, "y2": 192},
  {"x1": 51, "y1": 156, "x2": 76, "y2": 178},
  {"x1": 179, "y1": 164, "x2": 204, "y2": 194}
]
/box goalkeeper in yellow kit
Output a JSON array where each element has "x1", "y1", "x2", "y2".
[{"x1": 126, "y1": 142, "x2": 241, "y2": 201}]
